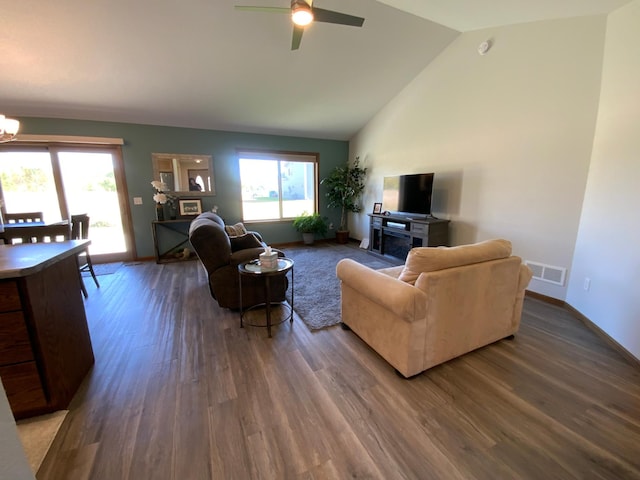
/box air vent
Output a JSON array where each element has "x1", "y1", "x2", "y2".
[{"x1": 524, "y1": 261, "x2": 566, "y2": 286}]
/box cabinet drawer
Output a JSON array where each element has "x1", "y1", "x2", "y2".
[
  {"x1": 0, "y1": 281, "x2": 22, "y2": 312},
  {"x1": 0, "y1": 311, "x2": 33, "y2": 365},
  {"x1": 411, "y1": 223, "x2": 428, "y2": 234},
  {"x1": 372, "y1": 217, "x2": 382, "y2": 227},
  {"x1": 0, "y1": 361, "x2": 47, "y2": 415}
]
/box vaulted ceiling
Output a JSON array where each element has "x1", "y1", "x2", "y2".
[{"x1": 0, "y1": 0, "x2": 632, "y2": 140}]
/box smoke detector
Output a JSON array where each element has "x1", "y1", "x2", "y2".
[{"x1": 478, "y1": 40, "x2": 491, "y2": 56}]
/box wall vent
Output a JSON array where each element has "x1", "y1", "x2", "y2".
[{"x1": 524, "y1": 261, "x2": 567, "y2": 286}]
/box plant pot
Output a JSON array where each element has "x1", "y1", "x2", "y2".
[
  {"x1": 335, "y1": 230, "x2": 349, "y2": 244},
  {"x1": 302, "y1": 232, "x2": 315, "y2": 245}
]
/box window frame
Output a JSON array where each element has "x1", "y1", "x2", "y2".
[{"x1": 237, "y1": 149, "x2": 319, "y2": 222}]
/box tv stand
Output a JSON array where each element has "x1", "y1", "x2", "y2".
[{"x1": 368, "y1": 213, "x2": 450, "y2": 261}]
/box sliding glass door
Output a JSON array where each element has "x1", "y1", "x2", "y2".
[
  {"x1": 0, "y1": 143, "x2": 135, "y2": 262},
  {"x1": 0, "y1": 150, "x2": 61, "y2": 218}
]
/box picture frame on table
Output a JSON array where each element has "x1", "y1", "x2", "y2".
[
  {"x1": 373, "y1": 202, "x2": 383, "y2": 214},
  {"x1": 178, "y1": 198, "x2": 203, "y2": 216}
]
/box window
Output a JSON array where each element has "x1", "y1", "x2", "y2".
[
  {"x1": 0, "y1": 150, "x2": 60, "y2": 219},
  {"x1": 238, "y1": 150, "x2": 318, "y2": 221}
]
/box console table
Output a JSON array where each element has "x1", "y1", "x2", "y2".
[
  {"x1": 0, "y1": 241, "x2": 95, "y2": 419},
  {"x1": 368, "y1": 214, "x2": 450, "y2": 261},
  {"x1": 151, "y1": 220, "x2": 198, "y2": 263}
]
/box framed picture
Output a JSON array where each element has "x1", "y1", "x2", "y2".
[
  {"x1": 178, "y1": 198, "x2": 203, "y2": 216},
  {"x1": 373, "y1": 202, "x2": 383, "y2": 214}
]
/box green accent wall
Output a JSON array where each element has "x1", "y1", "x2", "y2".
[{"x1": 18, "y1": 117, "x2": 349, "y2": 258}]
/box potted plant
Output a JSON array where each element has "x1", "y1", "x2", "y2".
[
  {"x1": 292, "y1": 212, "x2": 328, "y2": 245},
  {"x1": 321, "y1": 157, "x2": 367, "y2": 244}
]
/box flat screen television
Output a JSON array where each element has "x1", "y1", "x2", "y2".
[{"x1": 382, "y1": 173, "x2": 434, "y2": 218}]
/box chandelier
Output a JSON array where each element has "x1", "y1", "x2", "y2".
[{"x1": 0, "y1": 114, "x2": 20, "y2": 143}]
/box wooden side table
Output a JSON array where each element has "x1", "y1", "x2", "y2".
[{"x1": 238, "y1": 258, "x2": 294, "y2": 337}]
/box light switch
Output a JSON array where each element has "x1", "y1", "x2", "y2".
[{"x1": 133, "y1": 196, "x2": 143, "y2": 205}]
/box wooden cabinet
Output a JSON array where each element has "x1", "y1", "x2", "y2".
[
  {"x1": 0, "y1": 311, "x2": 33, "y2": 364},
  {"x1": 368, "y1": 214, "x2": 449, "y2": 261},
  {"x1": 0, "y1": 362, "x2": 48, "y2": 414},
  {"x1": 0, "y1": 241, "x2": 95, "y2": 419}
]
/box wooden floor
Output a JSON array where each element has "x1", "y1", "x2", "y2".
[{"x1": 37, "y1": 259, "x2": 640, "y2": 479}]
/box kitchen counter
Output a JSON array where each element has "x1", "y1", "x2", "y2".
[
  {"x1": 0, "y1": 240, "x2": 95, "y2": 419},
  {"x1": 0, "y1": 240, "x2": 89, "y2": 278}
]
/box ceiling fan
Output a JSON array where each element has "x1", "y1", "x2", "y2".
[{"x1": 235, "y1": 0, "x2": 365, "y2": 50}]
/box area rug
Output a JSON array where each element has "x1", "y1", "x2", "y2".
[
  {"x1": 81, "y1": 261, "x2": 122, "y2": 277},
  {"x1": 285, "y1": 242, "x2": 402, "y2": 330},
  {"x1": 17, "y1": 410, "x2": 68, "y2": 474}
]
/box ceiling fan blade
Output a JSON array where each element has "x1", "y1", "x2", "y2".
[
  {"x1": 312, "y1": 7, "x2": 365, "y2": 27},
  {"x1": 291, "y1": 25, "x2": 304, "y2": 50},
  {"x1": 234, "y1": 6, "x2": 290, "y2": 14}
]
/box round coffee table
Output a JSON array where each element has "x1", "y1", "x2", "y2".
[{"x1": 238, "y1": 257, "x2": 294, "y2": 337}]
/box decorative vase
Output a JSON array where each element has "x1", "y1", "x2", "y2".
[
  {"x1": 155, "y1": 203, "x2": 165, "y2": 221},
  {"x1": 168, "y1": 204, "x2": 177, "y2": 220}
]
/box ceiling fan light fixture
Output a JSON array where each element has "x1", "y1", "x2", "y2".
[
  {"x1": 292, "y1": 3, "x2": 313, "y2": 26},
  {"x1": 0, "y1": 114, "x2": 20, "y2": 143}
]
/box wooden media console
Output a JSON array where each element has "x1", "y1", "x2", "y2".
[{"x1": 368, "y1": 213, "x2": 450, "y2": 261}]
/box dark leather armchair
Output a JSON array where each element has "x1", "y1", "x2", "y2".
[{"x1": 188, "y1": 212, "x2": 286, "y2": 309}]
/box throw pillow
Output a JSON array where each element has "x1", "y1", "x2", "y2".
[
  {"x1": 230, "y1": 233, "x2": 263, "y2": 251},
  {"x1": 398, "y1": 239, "x2": 512, "y2": 284},
  {"x1": 225, "y1": 222, "x2": 248, "y2": 237}
]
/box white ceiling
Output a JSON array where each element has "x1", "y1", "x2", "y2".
[
  {"x1": 0, "y1": 0, "x2": 632, "y2": 141},
  {"x1": 379, "y1": 0, "x2": 632, "y2": 32}
]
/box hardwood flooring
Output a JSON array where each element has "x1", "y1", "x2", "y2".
[{"x1": 37, "y1": 259, "x2": 640, "y2": 479}]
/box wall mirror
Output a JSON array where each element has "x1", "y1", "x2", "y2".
[{"x1": 152, "y1": 153, "x2": 215, "y2": 195}]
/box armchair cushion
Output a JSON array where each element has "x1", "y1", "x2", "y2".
[
  {"x1": 398, "y1": 239, "x2": 512, "y2": 284},
  {"x1": 225, "y1": 222, "x2": 248, "y2": 237},
  {"x1": 230, "y1": 233, "x2": 263, "y2": 252}
]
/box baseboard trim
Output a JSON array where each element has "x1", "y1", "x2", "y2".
[
  {"x1": 524, "y1": 290, "x2": 565, "y2": 307},
  {"x1": 525, "y1": 290, "x2": 640, "y2": 369},
  {"x1": 272, "y1": 238, "x2": 359, "y2": 249},
  {"x1": 564, "y1": 303, "x2": 640, "y2": 370}
]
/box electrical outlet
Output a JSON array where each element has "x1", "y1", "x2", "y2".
[
  {"x1": 583, "y1": 277, "x2": 591, "y2": 291},
  {"x1": 133, "y1": 196, "x2": 143, "y2": 205}
]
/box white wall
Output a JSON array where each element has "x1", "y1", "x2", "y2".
[
  {"x1": 349, "y1": 15, "x2": 607, "y2": 300},
  {"x1": 0, "y1": 382, "x2": 34, "y2": 479},
  {"x1": 567, "y1": 1, "x2": 640, "y2": 359}
]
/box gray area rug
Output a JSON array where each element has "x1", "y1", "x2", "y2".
[
  {"x1": 285, "y1": 242, "x2": 402, "y2": 330},
  {"x1": 81, "y1": 262, "x2": 122, "y2": 277}
]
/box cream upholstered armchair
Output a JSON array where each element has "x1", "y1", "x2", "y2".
[{"x1": 336, "y1": 239, "x2": 533, "y2": 378}]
